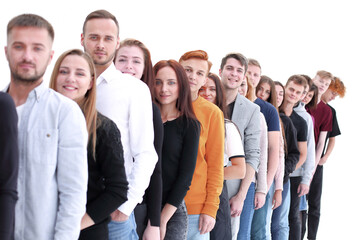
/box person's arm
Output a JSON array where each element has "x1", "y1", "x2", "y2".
[
  {"x1": 230, "y1": 106, "x2": 261, "y2": 216},
  {"x1": 200, "y1": 109, "x2": 224, "y2": 234},
  {"x1": 0, "y1": 93, "x2": 18, "y2": 240},
  {"x1": 55, "y1": 102, "x2": 88, "y2": 239},
  {"x1": 254, "y1": 115, "x2": 268, "y2": 210},
  {"x1": 319, "y1": 137, "x2": 335, "y2": 165},
  {"x1": 224, "y1": 157, "x2": 246, "y2": 180},
  {"x1": 118, "y1": 84, "x2": 158, "y2": 216},
  {"x1": 314, "y1": 131, "x2": 328, "y2": 168},
  {"x1": 295, "y1": 141, "x2": 307, "y2": 170},
  {"x1": 160, "y1": 204, "x2": 178, "y2": 239},
  {"x1": 273, "y1": 131, "x2": 285, "y2": 210},
  {"x1": 299, "y1": 116, "x2": 316, "y2": 196},
  {"x1": 143, "y1": 104, "x2": 163, "y2": 239},
  {"x1": 83, "y1": 117, "x2": 128, "y2": 229},
  {"x1": 224, "y1": 121, "x2": 245, "y2": 180},
  {"x1": 267, "y1": 131, "x2": 280, "y2": 189},
  {"x1": 229, "y1": 164, "x2": 255, "y2": 216},
  {"x1": 166, "y1": 119, "x2": 200, "y2": 207}
]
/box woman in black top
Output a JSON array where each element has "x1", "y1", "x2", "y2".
[
  {"x1": 115, "y1": 38, "x2": 164, "y2": 239},
  {"x1": 50, "y1": 49, "x2": 128, "y2": 240},
  {"x1": 0, "y1": 92, "x2": 18, "y2": 240},
  {"x1": 153, "y1": 60, "x2": 200, "y2": 240}
]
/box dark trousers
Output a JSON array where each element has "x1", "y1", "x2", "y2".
[
  {"x1": 79, "y1": 221, "x2": 109, "y2": 240},
  {"x1": 307, "y1": 165, "x2": 323, "y2": 240},
  {"x1": 210, "y1": 180, "x2": 232, "y2": 240},
  {"x1": 134, "y1": 203, "x2": 148, "y2": 239},
  {"x1": 289, "y1": 176, "x2": 302, "y2": 240}
]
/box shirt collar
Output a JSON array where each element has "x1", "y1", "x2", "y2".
[
  {"x1": 96, "y1": 63, "x2": 122, "y2": 85},
  {"x1": 3, "y1": 80, "x2": 47, "y2": 102}
]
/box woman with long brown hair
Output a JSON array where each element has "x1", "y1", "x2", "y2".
[
  {"x1": 50, "y1": 49, "x2": 128, "y2": 240},
  {"x1": 153, "y1": 59, "x2": 200, "y2": 240},
  {"x1": 115, "y1": 38, "x2": 164, "y2": 240}
]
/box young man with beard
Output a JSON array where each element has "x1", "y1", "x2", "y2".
[
  {"x1": 219, "y1": 52, "x2": 261, "y2": 240},
  {"x1": 81, "y1": 10, "x2": 157, "y2": 240},
  {"x1": 4, "y1": 13, "x2": 88, "y2": 239}
]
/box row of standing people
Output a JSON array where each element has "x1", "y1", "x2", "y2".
[{"x1": 0, "y1": 9, "x2": 345, "y2": 240}]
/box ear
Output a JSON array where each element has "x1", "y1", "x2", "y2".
[
  {"x1": 4, "y1": 46, "x2": 8, "y2": 61},
  {"x1": 219, "y1": 68, "x2": 222, "y2": 76},
  {"x1": 116, "y1": 36, "x2": 120, "y2": 50},
  {"x1": 80, "y1": 33, "x2": 84, "y2": 47},
  {"x1": 48, "y1": 50, "x2": 54, "y2": 65},
  {"x1": 88, "y1": 77, "x2": 94, "y2": 90}
]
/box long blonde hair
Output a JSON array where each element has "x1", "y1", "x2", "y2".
[{"x1": 49, "y1": 49, "x2": 98, "y2": 156}]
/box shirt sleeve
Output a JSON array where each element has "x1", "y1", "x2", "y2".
[
  {"x1": 301, "y1": 116, "x2": 316, "y2": 185},
  {"x1": 282, "y1": 115, "x2": 300, "y2": 181},
  {"x1": 256, "y1": 114, "x2": 268, "y2": 194},
  {"x1": 266, "y1": 105, "x2": 281, "y2": 132},
  {"x1": 55, "y1": 102, "x2": 88, "y2": 239},
  {"x1": 328, "y1": 107, "x2": 341, "y2": 137},
  {"x1": 201, "y1": 109, "x2": 225, "y2": 218},
  {"x1": 145, "y1": 103, "x2": 163, "y2": 227},
  {"x1": 86, "y1": 117, "x2": 128, "y2": 223},
  {"x1": 244, "y1": 106, "x2": 261, "y2": 172},
  {"x1": 118, "y1": 85, "x2": 158, "y2": 215},
  {"x1": 225, "y1": 121, "x2": 244, "y2": 160},
  {"x1": 166, "y1": 119, "x2": 200, "y2": 208},
  {"x1": 0, "y1": 93, "x2": 18, "y2": 240},
  {"x1": 274, "y1": 129, "x2": 285, "y2": 191}
]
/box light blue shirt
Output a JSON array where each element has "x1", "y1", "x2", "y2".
[{"x1": 7, "y1": 82, "x2": 88, "y2": 240}]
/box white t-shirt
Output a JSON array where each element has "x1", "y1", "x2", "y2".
[{"x1": 224, "y1": 120, "x2": 244, "y2": 166}]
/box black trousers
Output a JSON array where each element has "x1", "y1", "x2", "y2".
[
  {"x1": 307, "y1": 165, "x2": 323, "y2": 240},
  {"x1": 210, "y1": 181, "x2": 232, "y2": 240},
  {"x1": 289, "y1": 176, "x2": 302, "y2": 240}
]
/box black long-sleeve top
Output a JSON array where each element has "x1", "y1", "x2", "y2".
[
  {"x1": 0, "y1": 92, "x2": 19, "y2": 240},
  {"x1": 84, "y1": 113, "x2": 128, "y2": 230},
  {"x1": 142, "y1": 103, "x2": 163, "y2": 226},
  {"x1": 280, "y1": 113, "x2": 300, "y2": 183},
  {"x1": 162, "y1": 116, "x2": 200, "y2": 207}
]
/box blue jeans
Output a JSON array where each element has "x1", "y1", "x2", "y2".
[
  {"x1": 251, "y1": 183, "x2": 275, "y2": 240},
  {"x1": 271, "y1": 180, "x2": 290, "y2": 240},
  {"x1": 187, "y1": 214, "x2": 210, "y2": 240},
  {"x1": 237, "y1": 182, "x2": 255, "y2": 240},
  {"x1": 108, "y1": 211, "x2": 139, "y2": 240}
]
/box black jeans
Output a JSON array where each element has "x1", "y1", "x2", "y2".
[
  {"x1": 307, "y1": 165, "x2": 323, "y2": 240},
  {"x1": 289, "y1": 176, "x2": 302, "y2": 240},
  {"x1": 134, "y1": 203, "x2": 148, "y2": 239},
  {"x1": 165, "y1": 201, "x2": 188, "y2": 240},
  {"x1": 210, "y1": 181, "x2": 232, "y2": 240}
]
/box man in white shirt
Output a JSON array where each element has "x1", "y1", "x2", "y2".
[
  {"x1": 5, "y1": 13, "x2": 88, "y2": 240},
  {"x1": 81, "y1": 9, "x2": 158, "y2": 240}
]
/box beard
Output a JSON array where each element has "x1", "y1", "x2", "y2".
[
  {"x1": 92, "y1": 52, "x2": 116, "y2": 67},
  {"x1": 10, "y1": 68, "x2": 45, "y2": 85}
]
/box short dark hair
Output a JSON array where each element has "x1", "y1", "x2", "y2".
[
  {"x1": 220, "y1": 53, "x2": 248, "y2": 72},
  {"x1": 83, "y1": 9, "x2": 119, "y2": 36},
  {"x1": 7, "y1": 13, "x2": 54, "y2": 41}
]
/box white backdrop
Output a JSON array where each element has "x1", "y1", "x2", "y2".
[{"x1": 1, "y1": 0, "x2": 352, "y2": 238}]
